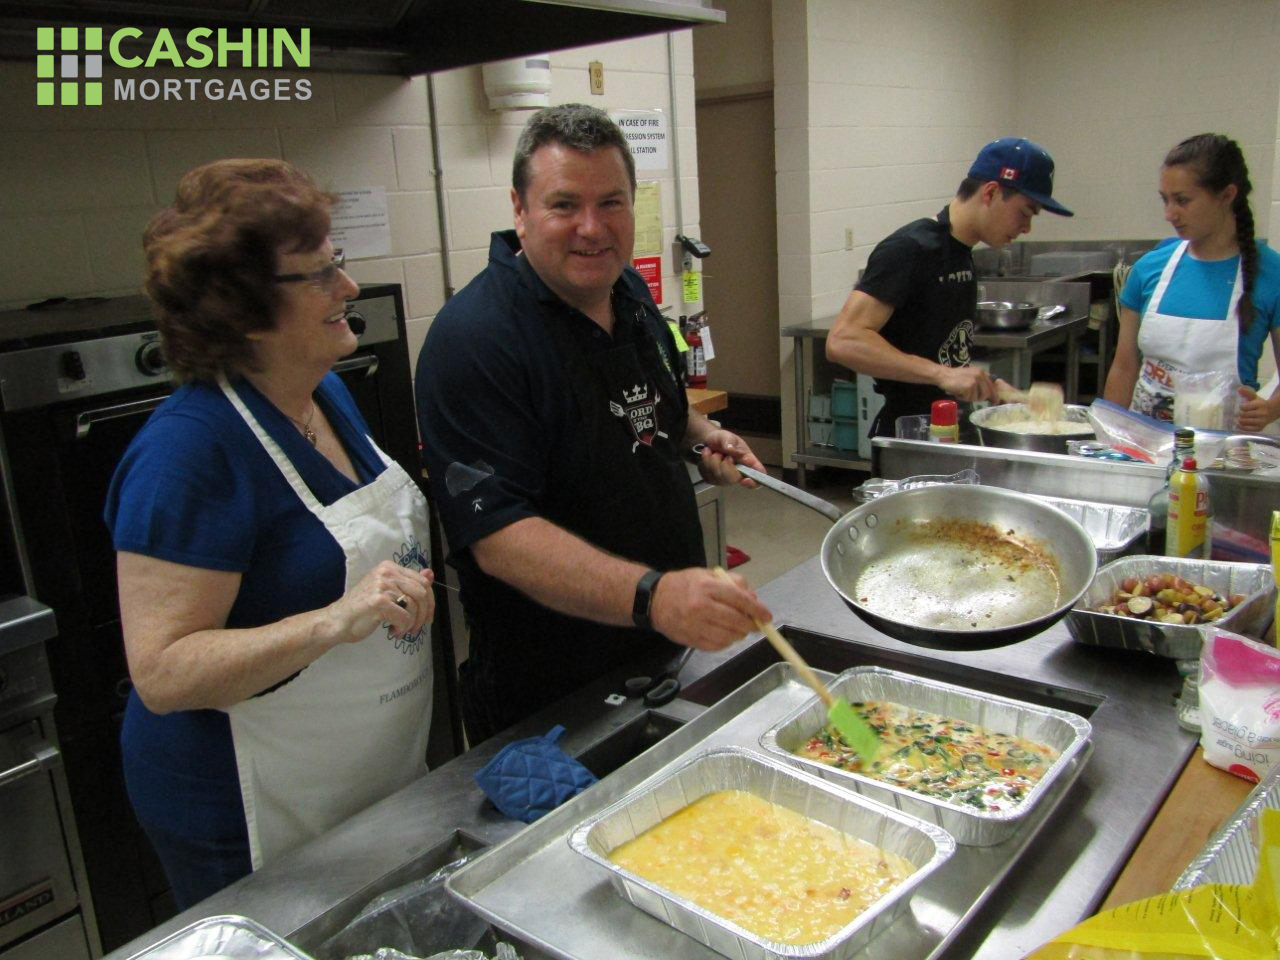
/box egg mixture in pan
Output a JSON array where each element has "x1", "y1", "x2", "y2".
[{"x1": 798, "y1": 700, "x2": 1059, "y2": 813}]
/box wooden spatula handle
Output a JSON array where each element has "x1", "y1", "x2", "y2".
[
  {"x1": 759, "y1": 621, "x2": 836, "y2": 709},
  {"x1": 711, "y1": 567, "x2": 834, "y2": 708},
  {"x1": 996, "y1": 382, "x2": 1029, "y2": 404}
]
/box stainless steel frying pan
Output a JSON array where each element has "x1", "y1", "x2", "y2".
[{"x1": 697, "y1": 449, "x2": 1096, "y2": 649}]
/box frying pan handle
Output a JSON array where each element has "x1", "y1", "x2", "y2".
[{"x1": 686, "y1": 444, "x2": 843, "y2": 523}]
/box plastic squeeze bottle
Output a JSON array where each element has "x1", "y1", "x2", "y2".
[{"x1": 1166, "y1": 458, "x2": 1212, "y2": 559}]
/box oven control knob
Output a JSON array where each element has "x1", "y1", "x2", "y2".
[
  {"x1": 135, "y1": 341, "x2": 167, "y2": 376},
  {"x1": 61, "y1": 350, "x2": 86, "y2": 382}
]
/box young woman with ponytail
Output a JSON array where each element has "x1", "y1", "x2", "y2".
[{"x1": 1103, "y1": 133, "x2": 1280, "y2": 430}]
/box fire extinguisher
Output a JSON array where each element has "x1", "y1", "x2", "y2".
[{"x1": 683, "y1": 314, "x2": 707, "y2": 389}]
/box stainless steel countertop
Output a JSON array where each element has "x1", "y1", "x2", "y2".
[
  {"x1": 783, "y1": 278, "x2": 1092, "y2": 352},
  {"x1": 781, "y1": 313, "x2": 1090, "y2": 352},
  {"x1": 107, "y1": 561, "x2": 1194, "y2": 960},
  {"x1": 970, "y1": 312, "x2": 1090, "y2": 350},
  {"x1": 0, "y1": 595, "x2": 56, "y2": 657}
]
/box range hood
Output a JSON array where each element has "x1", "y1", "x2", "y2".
[{"x1": 0, "y1": 0, "x2": 725, "y2": 74}]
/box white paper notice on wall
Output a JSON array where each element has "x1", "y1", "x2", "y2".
[
  {"x1": 330, "y1": 187, "x2": 392, "y2": 259},
  {"x1": 610, "y1": 110, "x2": 670, "y2": 172}
]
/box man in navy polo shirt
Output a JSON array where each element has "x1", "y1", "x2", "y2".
[
  {"x1": 416, "y1": 104, "x2": 771, "y2": 743},
  {"x1": 826, "y1": 137, "x2": 1074, "y2": 438}
]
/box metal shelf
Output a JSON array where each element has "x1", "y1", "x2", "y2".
[{"x1": 792, "y1": 446, "x2": 871, "y2": 471}]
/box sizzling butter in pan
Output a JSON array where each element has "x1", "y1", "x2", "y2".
[{"x1": 851, "y1": 518, "x2": 1061, "y2": 630}]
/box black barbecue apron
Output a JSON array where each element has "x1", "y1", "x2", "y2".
[{"x1": 458, "y1": 294, "x2": 705, "y2": 740}]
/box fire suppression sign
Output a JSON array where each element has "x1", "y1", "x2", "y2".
[{"x1": 632, "y1": 256, "x2": 662, "y2": 304}]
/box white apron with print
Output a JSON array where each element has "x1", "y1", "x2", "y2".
[
  {"x1": 1131, "y1": 239, "x2": 1243, "y2": 420},
  {"x1": 219, "y1": 380, "x2": 433, "y2": 870}
]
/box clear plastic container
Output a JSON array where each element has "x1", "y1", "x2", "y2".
[{"x1": 895, "y1": 414, "x2": 931, "y2": 440}]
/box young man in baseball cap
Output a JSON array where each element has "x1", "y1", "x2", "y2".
[{"x1": 826, "y1": 137, "x2": 1073, "y2": 439}]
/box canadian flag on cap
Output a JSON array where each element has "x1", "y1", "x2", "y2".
[{"x1": 999, "y1": 166, "x2": 1019, "y2": 181}]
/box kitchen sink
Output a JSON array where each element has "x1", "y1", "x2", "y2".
[
  {"x1": 574, "y1": 709, "x2": 685, "y2": 779},
  {"x1": 290, "y1": 828, "x2": 489, "y2": 956},
  {"x1": 680, "y1": 625, "x2": 1101, "y2": 719}
]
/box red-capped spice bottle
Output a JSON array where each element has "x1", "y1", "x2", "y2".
[{"x1": 929, "y1": 399, "x2": 959, "y2": 443}]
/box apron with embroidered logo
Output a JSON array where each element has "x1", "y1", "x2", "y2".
[
  {"x1": 218, "y1": 379, "x2": 433, "y2": 870},
  {"x1": 1132, "y1": 240, "x2": 1243, "y2": 421}
]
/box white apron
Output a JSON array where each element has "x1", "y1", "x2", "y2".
[
  {"x1": 219, "y1": 379, "x2": 433, "y2": 870},
  {"x1": 1131, "y1": 240, "x2": 1243, "y2": 421}
]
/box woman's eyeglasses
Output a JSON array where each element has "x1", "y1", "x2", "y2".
[{"x1": 274, "y1": 250, "x2": 347, "y2": 293}]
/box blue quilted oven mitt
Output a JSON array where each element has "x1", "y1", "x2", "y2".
[{"x1": 474, "y1": 725, "x2": 598, "y2": 823}]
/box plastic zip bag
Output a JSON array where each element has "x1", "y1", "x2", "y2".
[
  {"x1": 1027, "y1": 807, "x2": 1280, "y2": 958},
  {"x1": 1174, "y1": 371, "x2": 1240, "y2": 432},
  {"x1": 1200, "y1": 629, "x2": 1280, "y2": 784},
  {"x1": 319, "y1": 854, "x2": 492, "y2": 960},
  {"x1": 1087, "y1": 399, "x2": 1232, "y2": 465}
]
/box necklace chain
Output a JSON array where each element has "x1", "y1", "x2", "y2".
[{"x1": 285, "y1": 403, "x2": 318, "y2": 447}]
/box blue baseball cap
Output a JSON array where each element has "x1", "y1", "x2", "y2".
[{"x1": 968, "y1": 137, "x2": 1073, "y2": 217}]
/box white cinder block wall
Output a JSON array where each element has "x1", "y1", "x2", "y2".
[
  {"x1": 1273, "y1": 85, "x2": 1280, "y2": 250},
  {"x1": 773, "y1": 0, "x2": 1019, "y2": 459},
  {"x1": 1017, "y1": 0, "x2": 1280, "y2": 242},
  {"x1": 0, "y1": 65, "x2": 443, "y2": 317},
  {"x1": 0, "y1": 32, "x2": 700, "y2": 375},
  {"x1": 427, "y1": 32, "x2": 700, "y2": 365}
]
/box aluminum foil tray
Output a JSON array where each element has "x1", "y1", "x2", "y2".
[
  {"x1": 1174, "y1": 763, "x2": 1280, "y2": 889},
  {"x1": 1027, "y1": 494, "x2": 1148, "y2": 563},
  {"x1": 124, "y1": 915, "x2": 314, "y2": 960},
  {"x1": 568, "y1": 746, "x2": 954, "y2": 960},
  {"x1": 852, "y1": 469, "x2": 979, "y2": 504},
  {"x1": 759, "y1": 667, "x2": 1091, "y2": 846},
  {"x1": 1066, "y1": 556, "x2": 1275, "y2": 659}
]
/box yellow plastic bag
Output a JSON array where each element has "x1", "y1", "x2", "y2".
[
  {"x1": 1027, "y1": 809, "x2": 1280, "y2": 960},
  {"x1": 1270, "y1": 510, "x2": 1280, "y2": 643}
]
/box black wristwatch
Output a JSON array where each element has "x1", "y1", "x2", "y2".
[{"x1": 631, "y1": 569, "x2": 664, "y2": 631}]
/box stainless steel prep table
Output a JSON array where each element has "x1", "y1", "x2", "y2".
[
  {"x1": 105, "y1": 564, "x2": 1194, "y2": 960},
  {"x1": 784, "y1": 286, "x2": 1090, "y2": 482},
  {"x1": 973, "y1": 280, "x2": 1092, "y2": 400}
]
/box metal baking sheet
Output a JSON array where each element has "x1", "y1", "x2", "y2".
[
  {"x1": 758, "y1": 667, "x2": 1090, "y2": 846},
  {"x1": 1026, "y1": 494, "x2": 1148, "y2": 563},
  {"x1": 1174, "y1": 763, "x2": 1280, "y2": 889},
  {"x1": 445, "y1": 661, "x2": 1092, "y2": 960},
  {"x1": 1066, "y1": 556, "x2": 1275, "y2": 659},
  {"x1": 569, "y1": 747, "x2": 954, "y2": 960},
  {"x1": 124, "y1": 915, "x2": 315, "y2": 960}
]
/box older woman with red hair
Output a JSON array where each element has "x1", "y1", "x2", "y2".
[{"x1": 105, "y1": 159, "x2": 435, "y2": 906}]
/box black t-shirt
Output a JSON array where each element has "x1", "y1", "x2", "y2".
[{"x1": 855, "y1": 206, "x2": 977, "y2": 419}]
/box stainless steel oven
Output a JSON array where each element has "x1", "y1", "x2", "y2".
[
  {"x1": 0, "y1": 284, "x2": 459, "y2": 951},
  {"x1": 0, "y1": 596, "x2": 98, "y2": 960}
]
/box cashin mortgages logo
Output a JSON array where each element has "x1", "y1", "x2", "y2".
[{"x1": 36, "y1": 26, "x2": 311, "y2": 106}]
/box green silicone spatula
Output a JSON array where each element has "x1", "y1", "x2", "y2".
[{"x1": 712, "y1": 567, "x2": 879, "y2": 766}]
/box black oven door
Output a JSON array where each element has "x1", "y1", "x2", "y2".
[
  {"x1": 1, "y1": 384, "x2": 175, "y2": 946},
  {"x1": 4, "y1": 386, "x2": 171, "y2": 733}
]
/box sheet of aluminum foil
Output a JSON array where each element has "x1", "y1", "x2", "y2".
[
  {"x1": 1027, "y1": 494, "x2": 1149, "y2": 563},
  {"x1": 125, "y1": 916, "x2": 314, "y2": 960}
]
